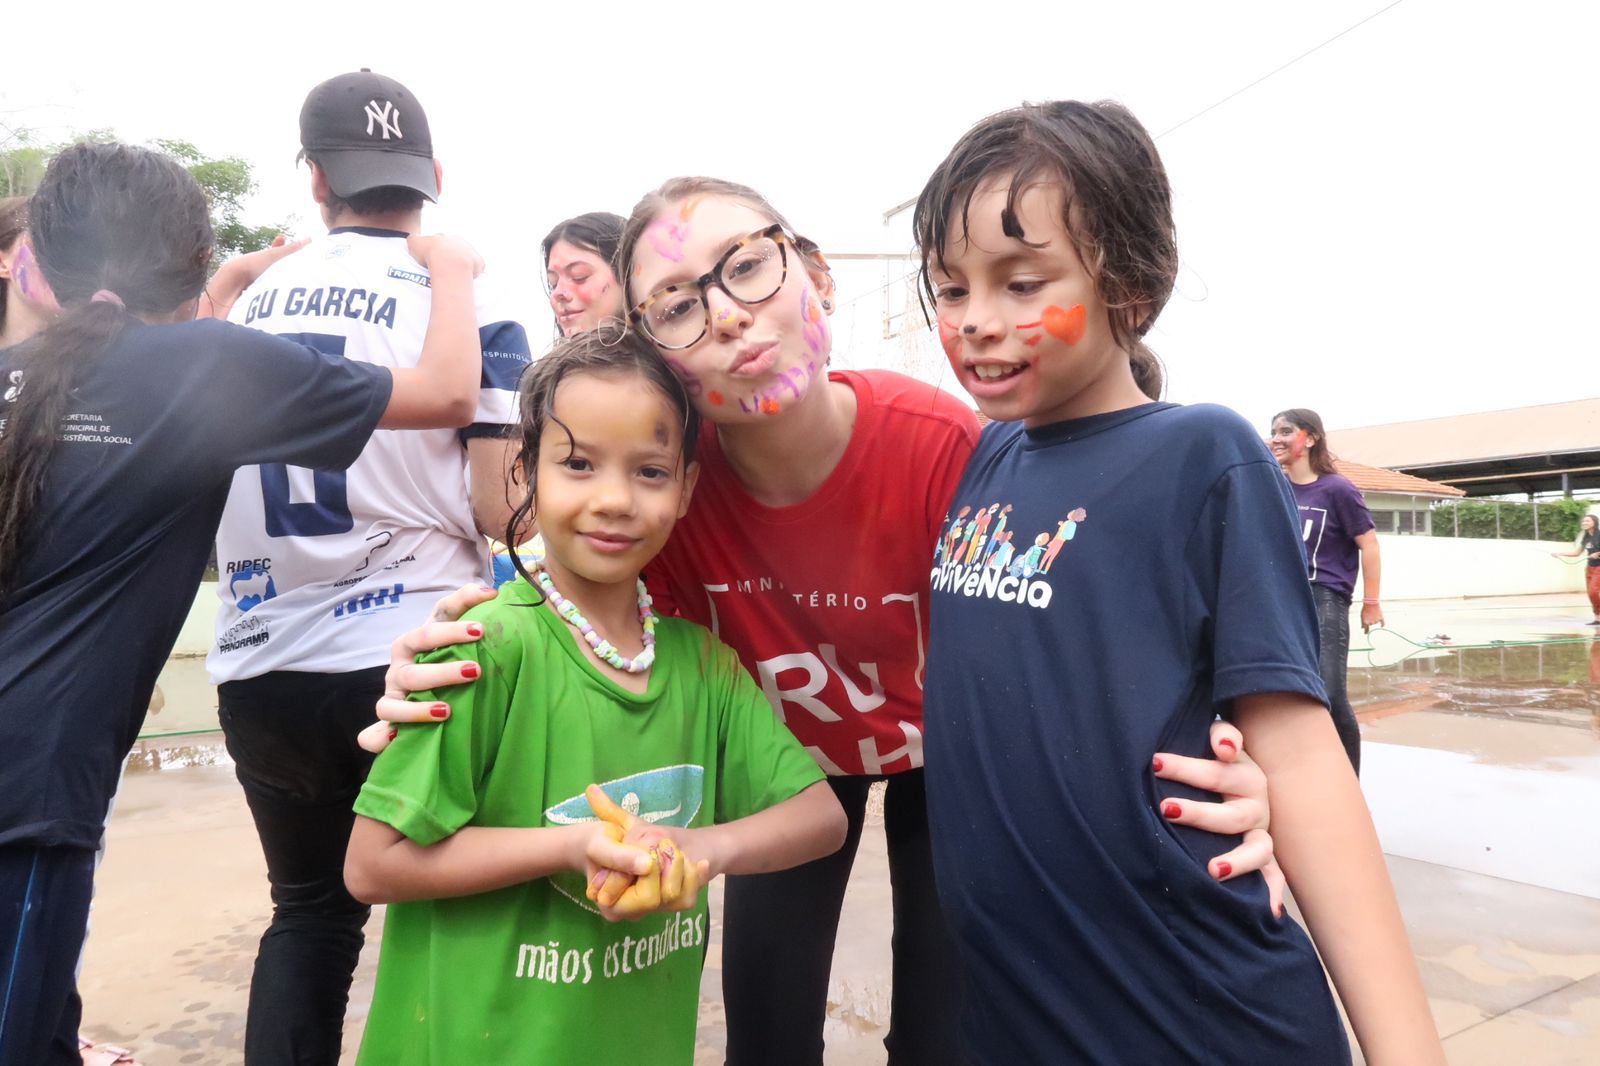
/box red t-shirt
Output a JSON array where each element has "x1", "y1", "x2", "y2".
[{"x1": 647, "y1": 370, "x2": 979, "y2": 776}]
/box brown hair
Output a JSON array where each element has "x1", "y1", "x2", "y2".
[
  {"x1": 503, "y1": 322, "x2": 700, "y2": 591},
  {"x1": 0, "y1": 144, "x2": 213, "y2": 598},
  {"x1": 616, "y1": 177, "x2": 827, "y2": 310},
  {"x1": 911, "y1": 100, "x2": 1176, "y2": 400},
  {"x1": 0, "y1": 196, "x2": 29, "y2": 337},
  {"x1": 1272, "y1": 408, "x2": 1339, "y2": 476}
]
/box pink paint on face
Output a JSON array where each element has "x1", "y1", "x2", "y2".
[
  {"x1": 664, "y1": 357, "x2": 704, "y2": 397},
  {"x1": 800, "y1": 289, "x2": 827, "y2": 357},
  {"x1": 645, "y1": 218, "x2": 691, "y2": 263}
]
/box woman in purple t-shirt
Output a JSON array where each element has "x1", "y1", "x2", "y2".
[{"x1": 1269, "y1": 409, "x2": 1382, "y2": 773}]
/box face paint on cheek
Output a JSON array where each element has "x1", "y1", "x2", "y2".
[
  {"x1": 707, "y1": 391, "x2": 724, "y2": 406},
  {"x1": 759, "y1": 398, "x2": 780, "y2": 415},
  {"x1": 664, "y1": 357, "x2": 704, "y2": 398},
  {"x1": 800, "y1": 289, "x2": 826, "y2": 357},
  {"x1": 678, "y1": 198, "x2": 701, "y2": 222},
  {"x1": 1040, "y1": 304, "x2": 1086, "y2": 346},
  {"x1": 1288, "y1": 431, "x2": 1309, "y2": 460},
  {"x1": 938, "y1": 320, "x2": 963, "y2": 373},
  {"x1": 13, "y1": 244, "x2": 59, "y2": 310}
]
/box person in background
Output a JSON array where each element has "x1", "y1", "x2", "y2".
[
  {"x1": 0, "y1": 197, "x2": 54, "y2": 351},
  {"x1": 207, "y1": 69, "x2": 531, "y2": 1066},
  {"x1": 1552, "y1": 512, "x2": 1600, "y2": 624},
  {"x1": 544, "y1": 211, "x2": 625, "y2": 336},
  {"x1": 1269, "y1": 407, "x2": 1381, "y2": 773}
]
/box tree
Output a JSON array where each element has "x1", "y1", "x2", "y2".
[
  {"x1": 153, "y1": 138, "x2": 285, "y2": 259},
  {"x1": 0, "y1": 127, "x2": 284, "y2": 260}
]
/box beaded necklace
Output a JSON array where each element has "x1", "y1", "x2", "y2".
[{"x1": 533, "y1": 565, "x2": 657, "y2": 674}]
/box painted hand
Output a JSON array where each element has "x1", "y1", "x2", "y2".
[{"x1": 584, "y1": 785, "x2": 709, "y2": 916}]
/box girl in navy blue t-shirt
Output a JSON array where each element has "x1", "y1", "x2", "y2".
[
  {"x1": 913, "y1": 101, "x2": 1443, "y2": 1064},
  {"x1": 0, "y1": 142, "x2": 485, "y2": 1066}
]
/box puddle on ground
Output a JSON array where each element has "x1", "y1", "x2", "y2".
[{"x1": 1352, "y1": 639, "x2": 1600, "y2": 767}]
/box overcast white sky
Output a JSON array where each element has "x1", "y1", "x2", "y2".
[{"x1": 7, "y1": 0, "x2": 1595, "y2": 435}]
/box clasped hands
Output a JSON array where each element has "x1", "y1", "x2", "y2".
[{"x1": 581, "y1": 784, "x2": 711, "y2": 921}]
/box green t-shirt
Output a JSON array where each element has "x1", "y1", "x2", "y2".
[{"x1": 353, "y1": 578, "x2": 825, "y2": 1065}]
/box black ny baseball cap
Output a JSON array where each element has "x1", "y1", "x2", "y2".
[{"x1": 299, "y1": 69, "x2": 438, "y2": 201}]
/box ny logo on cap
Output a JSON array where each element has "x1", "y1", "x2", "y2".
[{"x1": 363, "y1": 100, "x2": 402, "y2": 140}]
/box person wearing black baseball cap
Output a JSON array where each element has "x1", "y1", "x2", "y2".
[
  {"x1": 298, "y1": 68, "x2": 439, "y2": 202},
  {"x1": 211, "y1": 70, "x2": 532, "y2": 1066}
]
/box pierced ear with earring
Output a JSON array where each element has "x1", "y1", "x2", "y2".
[{"x1": 821, "y1": 299, "x2": 832, "y2": 311}]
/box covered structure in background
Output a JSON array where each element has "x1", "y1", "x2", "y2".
[
  {"x1": 1332, "y1": 460, "x2": 1464, "y2": 535},
  {"x1": 1329, "y1": 398, "x2": 1600, "y2": 498}
]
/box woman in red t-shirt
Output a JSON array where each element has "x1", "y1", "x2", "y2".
[{"x1": 366, "y1": 179, "x2": 1285, "y2": 1066}]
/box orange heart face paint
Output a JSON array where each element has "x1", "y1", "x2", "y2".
[{"x1": 1041, "y1": 304, "x2": 1086, "y2": 346}]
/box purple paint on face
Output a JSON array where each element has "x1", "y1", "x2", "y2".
[{"x1": 12, "y1": 243, "x2": 58, "y2": 309}]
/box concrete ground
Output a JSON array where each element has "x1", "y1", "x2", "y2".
[{"x1": 78, "y1": 594, "x2": 1600, "y2": 1064}]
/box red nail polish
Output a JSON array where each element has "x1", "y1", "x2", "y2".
[
  {"x1": 466, "y1": 623, "x2": 484, "y2": 638},
  {"x1": 429, "y1": 704, "x2": 450, "y2": 719},
  {"x1": 1214, "y1": 861, "x2": 1233, "y2": 879},
  {"x1": 461, "y1": 662, "x2": 481, "y2": 679},
  {"x1": 1162, "y1": 802, "x2": 1181, "y2": 819},
  {"x1": 1151, "y1": 755, "x2": 1164, "y2": 773},
  {"x1": 1218, "y1": 738, "x2": 1237, "y2": 753},
  {"x1": 387, "y1": 728, "x2": 398, "y2": 741}
]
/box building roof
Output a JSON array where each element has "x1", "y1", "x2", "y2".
[
  {"x1": 1329, "y1": 398, "x2": 1600, "y2": 468},
  {"x1": 1333, "y1": 459, "x2": 1464, "y2": 498},
  {"x1": 1327, "y1": 398, "x2": 1600, "y2": 497}
]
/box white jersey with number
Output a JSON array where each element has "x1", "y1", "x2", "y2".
[{"x1": 207, "y1": 227, "x2": 534, "y2": 682}]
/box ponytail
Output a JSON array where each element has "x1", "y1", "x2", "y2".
[
  {"x1": 0, "y1": 143, "x2": 212, "y2": 599},
  {"x1": 0, "y1": 304, "x2": 130, "y2": 596},
  {"x1": 1129, "y1": 342, "x2": 1164, "y2": 401}
]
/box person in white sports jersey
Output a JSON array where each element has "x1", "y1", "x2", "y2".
[{"x1": 207, "y1": 69, "x2": 533, "y2": 1066}]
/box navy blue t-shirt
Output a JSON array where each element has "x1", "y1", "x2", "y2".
[
  {"x1": 0, "y1": 319, "x2": 391, "y2": 849},
  {"x1": 924, "y1": 403, "x2": 1348, "y2": 1064}
]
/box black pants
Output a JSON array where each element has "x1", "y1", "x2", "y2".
[
  {"x1": 0, "y1": 844, "x2": 94, "y2": 1066},
  {"x1": 217, "y1": 666, "x2": 385, "y2": 1066},
  {"x1": 1312, "y1": 584, "x2": 1361, "y2": 774},
  {"x1": 721, "y1": 769, "x2": 965, "y2": 1066}
]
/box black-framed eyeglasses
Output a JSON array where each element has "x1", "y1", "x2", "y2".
[{"x1": 628, "y1": 224, "x2": 790, "y2": 350}]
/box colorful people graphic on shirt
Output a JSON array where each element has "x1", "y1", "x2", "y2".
[
  {"x1": 981, "y1": 504, "x2": 1014, "y2": 566},
  {"x1": 964, "y1": 504, "x2": 999, "y2": 565},
  {"x1": 1008, "y1": 532, "x2": 1051, "y2": 579},
  {"x1": 1039, "y1": 508, "x2": 1088, "y2": 574},
  {"x1": 986, "y1": 530, "x2": 1015, "y2": 573},
  {"x1": 939, "y1": 506, "x2": 972, "y2": 565}
]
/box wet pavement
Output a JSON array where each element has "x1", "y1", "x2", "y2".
[{"x1": 80, "y1": 594, "x2": 1600, "y2": 1063}]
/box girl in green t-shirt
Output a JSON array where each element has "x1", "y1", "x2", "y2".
[{"x1": 344, "y1": 324, "x2": 847, "y2": 1065}]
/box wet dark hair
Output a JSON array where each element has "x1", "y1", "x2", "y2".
[
  {"x1": 1272, "y1": 408, "x2": 1339, "y2": 477},
  {"x1": 616, "y1": 177, "x2": 828, "y2": 311},
  {"x1": 301, "y1": 153, "x2": 426, "y2": 217},
  {"x1": 0, "y1": 143, "x2": 213, "y2": 598},
  {"x1": 912, "y1": 100, "x2": 1176, "y2": 401},
  {"x1": 504, "y1": 322, "x2": 700, "y2": 590},
  {"x1": 1, "y1": 196, "x2": 28, "y2": 337},
  {"x1": 542, "y1": 212, "x2": 625, "y2": 273}
]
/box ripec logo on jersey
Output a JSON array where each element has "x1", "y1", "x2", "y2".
[{"x1": 363, "y1": 100, "x2": 402, "y2": 140}]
